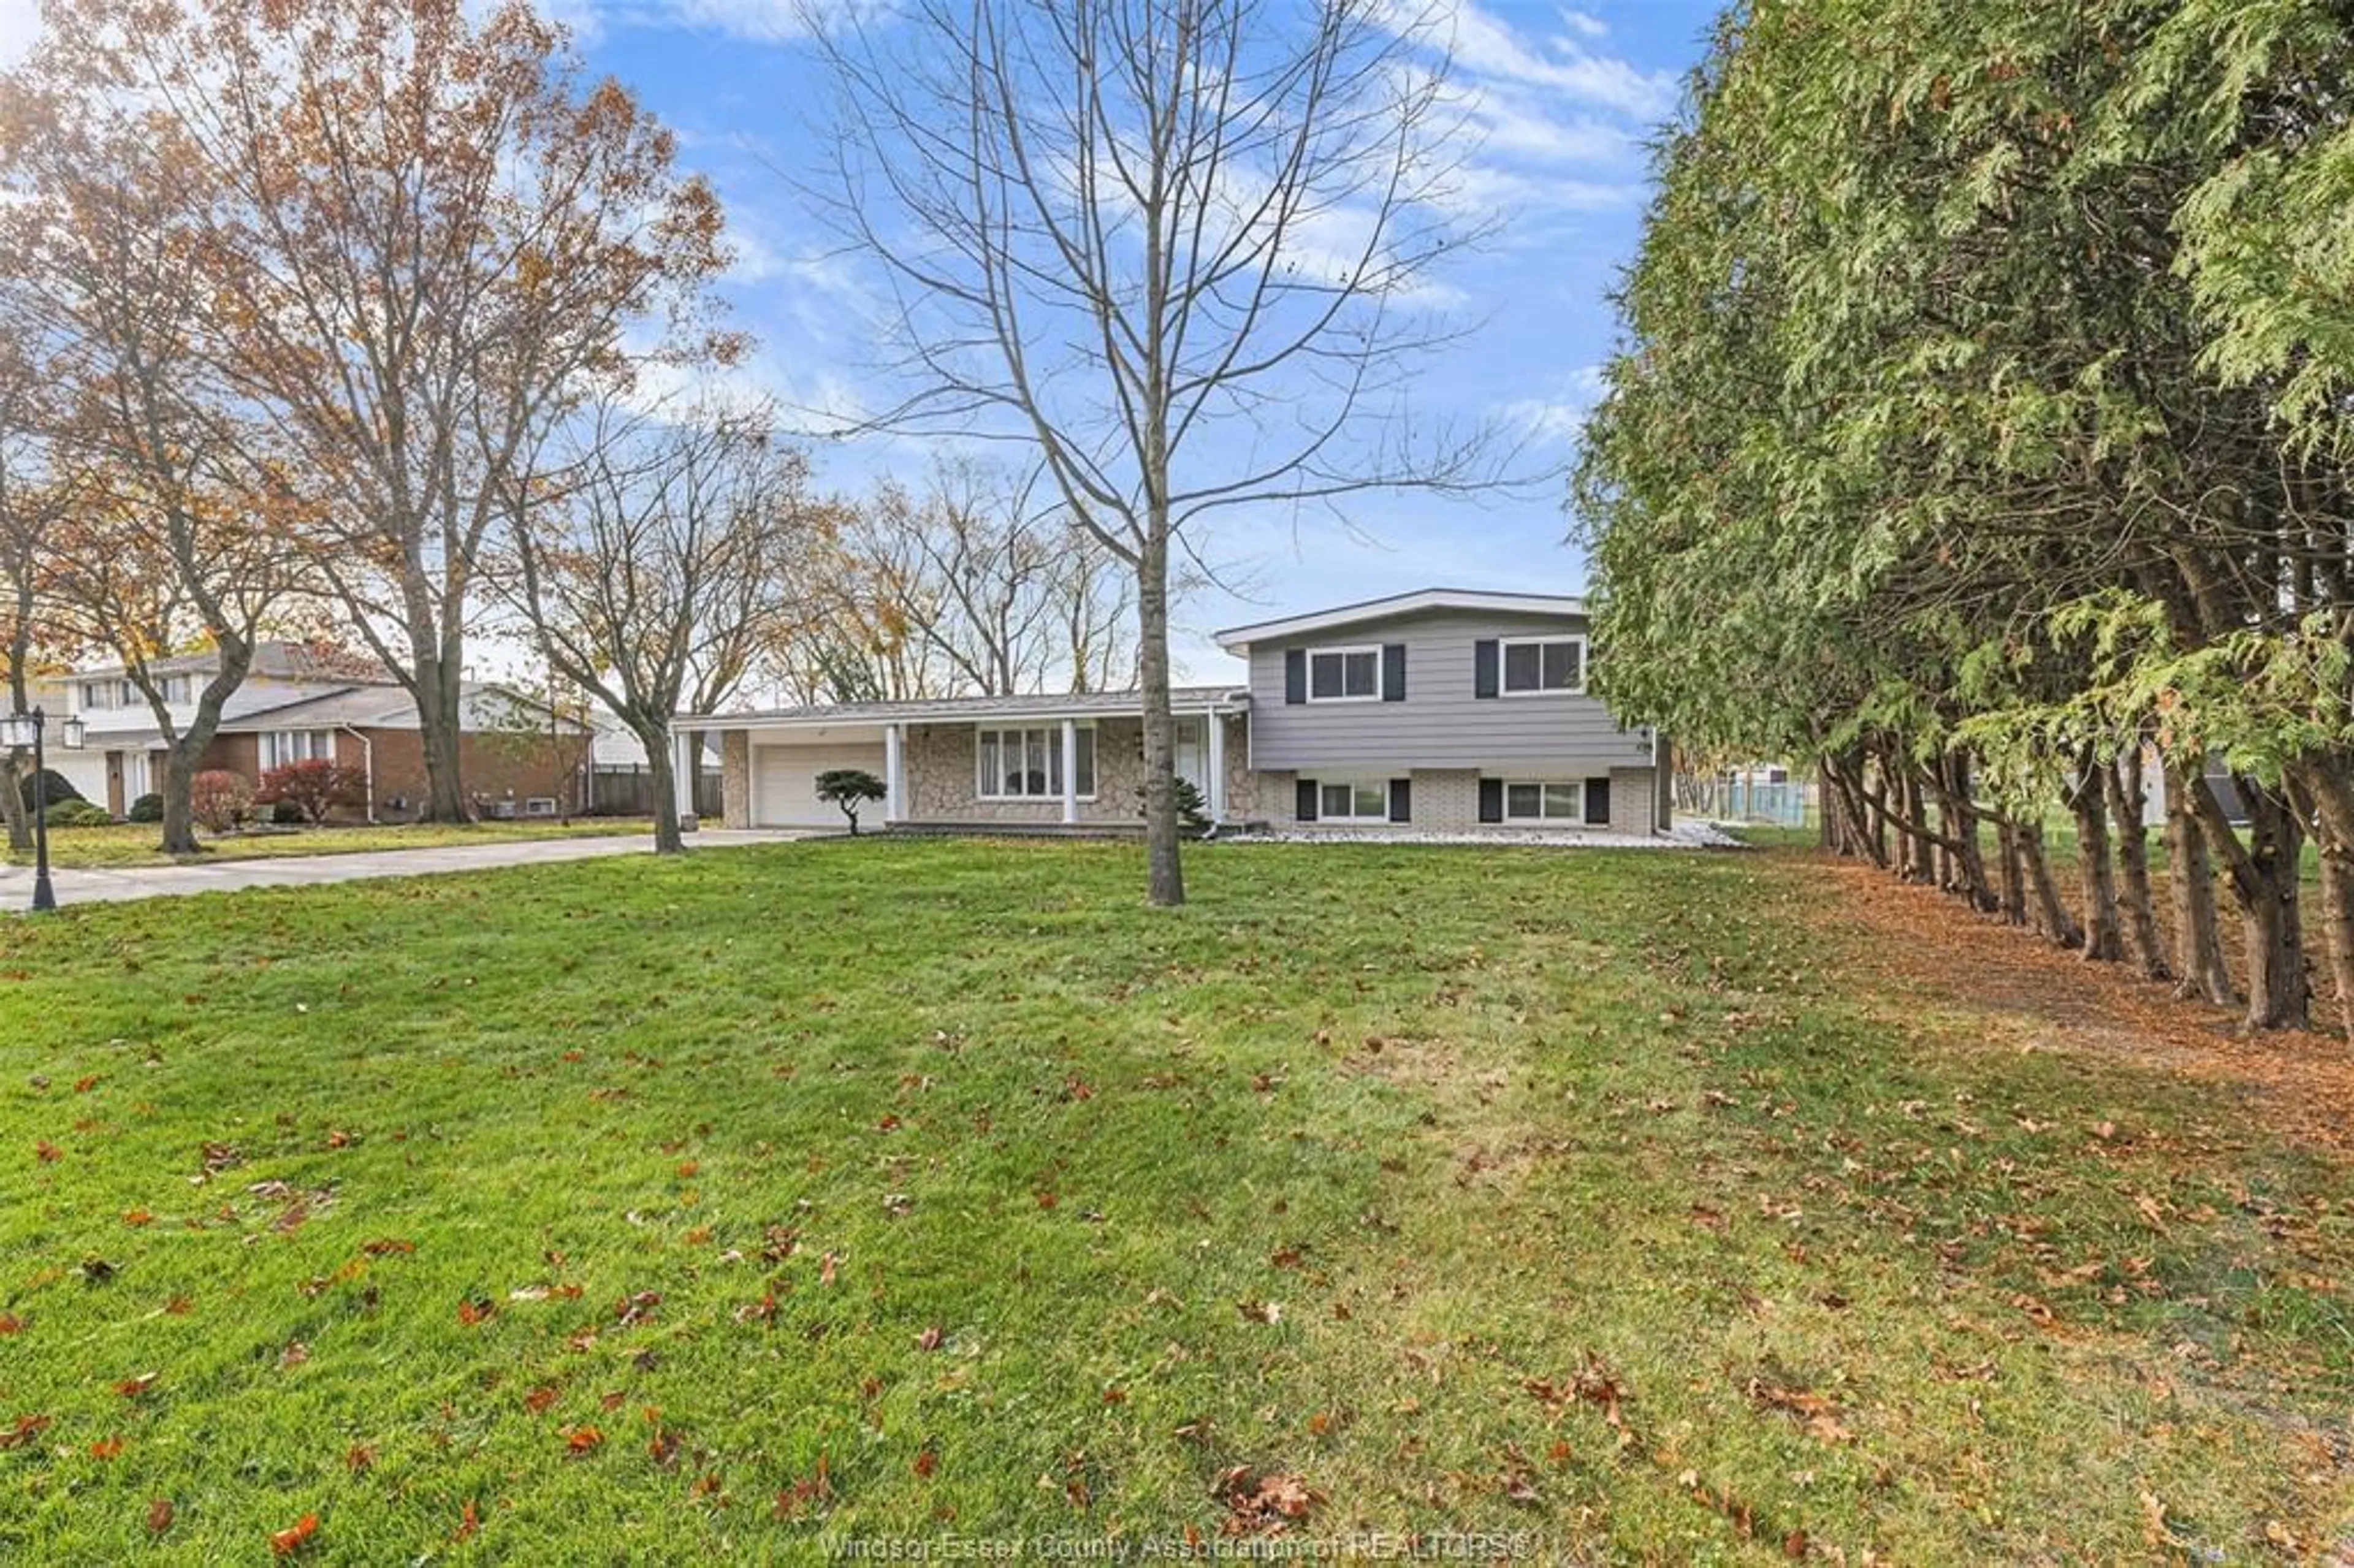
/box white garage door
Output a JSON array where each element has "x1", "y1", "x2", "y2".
[{"x1": 752, "y1": 742, "x2": 890, "y2": 828}]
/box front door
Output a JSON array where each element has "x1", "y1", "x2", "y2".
[
  {"x1": 105, "y1": 751, "x2": 125, "y2": 817},
  {"x1": 1173, "y1": 717, "x2": 1207, "y2": 795}
]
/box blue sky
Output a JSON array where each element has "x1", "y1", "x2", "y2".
[
  {"x1": 543, "y1": 0, "x2": 1720, "y2": 682},
  {"x1": 0, "y1": 0, "x2": 1721, "y2": 685}
]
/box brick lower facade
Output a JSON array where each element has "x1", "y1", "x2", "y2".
[{"x1": 188, "y1": 726, "x2": 589, "y2": 822}]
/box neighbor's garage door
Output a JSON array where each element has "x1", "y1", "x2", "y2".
[{"x1": 752, "y1": 742, "x2": 890, "y2": 828}]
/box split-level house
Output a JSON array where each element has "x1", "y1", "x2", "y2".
[
  {"x1": 31, "y1": 643, "x2": 591, "y2": 821},
  {"x1": 692, "y1": 588, "x2": 1670, "y2": 834}
]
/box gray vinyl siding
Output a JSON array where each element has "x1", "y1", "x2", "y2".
[{"x1": 1246, "y1": 609, "x2": 1655, "y2": 773}]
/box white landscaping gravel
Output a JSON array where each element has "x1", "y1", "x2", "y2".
[{"x1": 1221, "y1": 819, "x2": 1745, "y2": 850}]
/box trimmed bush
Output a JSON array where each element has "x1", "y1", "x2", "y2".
[
  {"x1": 189, "y1": 771, "x2": 255, "y2": 834},
  {"x1": 16, "y1": 769, "x2": 82, "y2": 814},
  {"x1": 127, "y1": 793, "x2": 164, "y2": 823},
  {"x1": 44, "y1": 799, "x2": 113, "y2": 828},
  {"x1": 815, "y1": 768, "x2": 887, "y2": 835},
  {"x1": 257, "y1": 758, "x2": 367, "y2": 825}
]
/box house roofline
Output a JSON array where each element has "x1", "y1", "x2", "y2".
[
  {"x1": 1213, "y1": 587, "x2": 1588, "y2": 653},
  {"x1": 680, "y1": 686, "x2": 1251, "y2": 731}
]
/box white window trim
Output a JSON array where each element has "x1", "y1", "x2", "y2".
[
  {"x1": 262, "y1": 729, "x2": 336, "y2": 770},
  {"x1": 1501, "y1": 778, "x2": 1600, "y2": 826},
  {"x1": 1316, "y1": 778, "x2": 1392, "y2": 823},
  {"x1": 1305, "y1": 644, "x2": 1385, "y2": 704},
  {"x1": 974, "y1": 722, "x2": 1098, "y2": 802},
  {"x1": 1499, "y1": 635, "x2": 1588, "y2": 698}
]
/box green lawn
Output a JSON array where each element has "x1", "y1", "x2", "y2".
[
  {"x1": 8, "y1": 818, "x2": 649, "y2": 870},
  {"x1": 2, "y1": 839, "x2": 2347, "y2": 1561}
]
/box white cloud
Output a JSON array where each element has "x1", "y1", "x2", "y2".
[
  {"x1": 545, "y1": 0, "x2": 886, "y2": 48},
  {"x1": 1559, "y1": 7, "x2": 1610, "y2": 40},
  {"x1": 1501, "y1": 362, "x2": 1609, "y2": 442}
]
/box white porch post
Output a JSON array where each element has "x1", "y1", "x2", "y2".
[
  {"x1": 884, "y1": 723, "x2": 904, "y2": 825},
  {"x1": 1206, "y1": 710, "x2": 1227, "y2": 824},
  {"x1": 1060, "y1": 718, "x2": 1079, "y2": 825},
  {"x1": 671, "y1": 729, "x2": 696, "y2": 825}
]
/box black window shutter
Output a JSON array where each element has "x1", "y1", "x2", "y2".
[
  {"x1": 1284, "y1": 650, "x2": 1307, "y2": 705},
  {"x1": 1586, "y1": 778, "x2": 1612, "y2": 824},
  {"x1": 1477, "y1": 778, "x2": 1504, "y2": 823},
  {"x1": 1382, "y1": 644, "x2": 1407, "y2": 702},
  {"x1": 1295, "y1": 778, "x2": 1319, "y2": 822},
  {"x1": 1473, "y1": 640, "x2": 1500, "y2": 699},
  {"x1": 1388, "y1": 778, "x2": 1412, "y2": 823}
]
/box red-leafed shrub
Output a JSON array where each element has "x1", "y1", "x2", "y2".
[
  {"x1": 257, "y1": 759, "x2": 367, "y2": 825},
  {"x1": 189, "y1": 770, "x2": 256, "y2": 833}
]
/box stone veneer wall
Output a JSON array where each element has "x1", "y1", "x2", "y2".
[
  {"x1": 1609, "y1": 767, "x2": 1659, "y2": 835},
  {"x1": 721, "y1": 731, "x2": 752, "y2": 829}
]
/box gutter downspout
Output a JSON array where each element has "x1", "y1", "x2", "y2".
[{"x1": 339, "y1": 725, "x2": 376, "y2": 824}]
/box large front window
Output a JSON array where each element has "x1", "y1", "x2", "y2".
[
  {"x1": 1319, "y1": 781, "x2": 1389, "y2": 822},
  {"x1": 1307, "y1": 646, "x2": 1382, "y2": 702},
  {"x1": 1501, "y1": 637, "x2": 1584, "y2": 695},
  {"x1": 977, "y1": 725, "x2": 1095, "y2": 799},
  {"x1": 261, "y1": 730, "x2": 335, "y2": 770}
]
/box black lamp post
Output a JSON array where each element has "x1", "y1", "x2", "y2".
[{"x1": 6, "y1": 707, "x2": 88, "y2": 913}]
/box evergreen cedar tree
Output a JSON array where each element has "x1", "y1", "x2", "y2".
[{"x1": 1573, "y1": 0, "x2": 2354, "y2": 1037}]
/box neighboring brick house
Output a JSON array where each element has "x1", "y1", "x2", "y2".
[
  {"x1": 688, "y1": 588, "x2": 1670, "y2": 835},
  {"x1": 34, "y1": 644, "x2": 591, "y2": 821}
]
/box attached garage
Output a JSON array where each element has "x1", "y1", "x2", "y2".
[{"x1": 750, "y1": 737, "x2": 888, "y2": 828}]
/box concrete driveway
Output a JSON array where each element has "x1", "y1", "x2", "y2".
[{"x1": 0, "y1": 828, "x2": 811, "y2": 908}]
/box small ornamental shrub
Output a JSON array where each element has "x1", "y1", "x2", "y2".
[
  {"x1": 189, "y1": 770, "x2": 255, "y2": 834},
  {"x1": 1134, "y1": 774, "x2": 1211, "y2": 832},
  {"x1": 127, "y1": 793, "x2": 164, "y2": 823},
  {"x1": 44, "y1": 799, "x2": 113, "y2": 828},
  {"x1": 815, "y1": 768, "x2": 888, "y2": 835},
  {"x1": 258, "y1": 758, "x2": 367, "y2": 824}
]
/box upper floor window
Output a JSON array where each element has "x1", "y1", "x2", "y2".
[
  {"x1": 1307, "y1": 645, "x2": 1382, "y2": 702},
  {"x1": 1501, "y1": 637, "x2": 1584, "y2": 696}
]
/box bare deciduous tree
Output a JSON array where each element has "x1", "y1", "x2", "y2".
[
  {"x1": 842, "y1": 456, "x2": 1139, "y2": 698},
  {"x1": 810, "y1": 0, "x2": 1504, "y2": 905},
  {"x1": 0, "y1": 70, "x2": 310, "y2": 855},
  {"x1": 42, "y1": 0, "x2": 739, "y2": 824},
  {"x1": 502, "y1": 398, "x2": 821, "y2": 853}
]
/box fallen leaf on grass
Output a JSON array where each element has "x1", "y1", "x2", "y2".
[
  {"x1": 115, "y1": 1372, "x2": 158, "y2": 1399},
  {"x1": 123, "y1": 1209, "x2": 153, "y2": 1227},
  {"x1": 565, "y1": 1426, "x2": 604, "y2": 1456},
  {"x1": 1213, "y1": 1467, "x2": 1319, "y2": 1536},
  {"x1": 615, "y1": 1291, "x2": 662, "y2": 1326},
  {"x1": 34, "y1": 1140, "x2": 61, "y2": 1163},
  {"x1": 0, "y1": 1414, "x2": 49, "y2": 1449},
  {"x1": 916, "y1": 1325, "x2": 943, "y2": 1352},
  {"x1": 0, "y1": 1312, "x2": 23, "y2": 1334},
  {"x1": 914, "y1": 1445, "x2": 938, "y2": 1479},
  {"x1": 524, "y1": 1385, "x2": 560, "y2": 1415},
  {"x1": 457, "y1": 1298, "x2": 495, "y2": 1326},
  {"x1": 90, "y1": 1435, "x2": 124, "y2": 1460},
  {"x1": 774, "y1": 1453, "x2": 831, "y2": 1519},
  {"x1": 269, "y1": 1513, "x2": 318, "y2": 1555},
  {"x1": 359, "y1": 1238, "x2": 415, "y2": 1257},
  {"x1": 145, "y1": 1498, "x2": 173, "y2": 1535},
  {"x1": 1236, "y1": 1300, "x2": 1282, "y2": 1324},
  {"x1": 344, "y1": 1445, "x2": 375, "y2": 1474},
  {"x1": 454, "y1": 1500, "x2": 480, "y2": 1543}
]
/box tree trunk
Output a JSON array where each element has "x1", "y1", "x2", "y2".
[
  {"x1": 1900, "y1": 764, "x2": 1935, "y2": 883},
  {"x1": 2233, "y1": 777, "x2": 2309, "y2": 1031},
  {"x1": 0, "y1": 745, "x2": 26, "y2": 854},
  {"x1": 158, "y1": 745, "x2": 200, "y2": 856},
  {"x1": 1136, "y1": 527, "x2": 1183, "y2": 908},
  {"x1": 2288, "y1": 756, "x2": 2354, "y2": 1041},
  {"x1": 1929, "y1": 752, "x2": 1994, "y2": 908},
  {"x1": 643, "y1": 721, "x2": 684, "y2": 855},
  {"x1": 2102, "y1": 752, "x2": 2168, "y2": 981},
  {"x1": 411, "y1": 647, "x2": 472, "y2": 823},
  {"x1": 2165, "y1": 761, "x2": 2233, "y2": 1003},
  {"x1": 2017, "y1": 820, "x2": 2083, "y2": 948},
  {"x1": 1995, "y1": 815, "x2": 2027, "y2": 926},
  {"x1": 2065, "y1": 750, "x2": 2123, "y2": 962}
]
